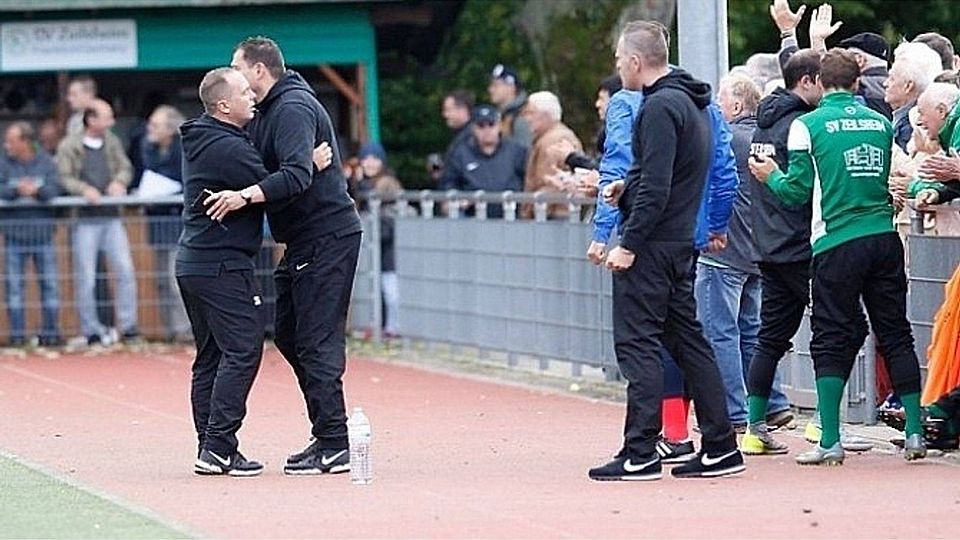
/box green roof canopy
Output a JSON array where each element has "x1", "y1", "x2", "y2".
[
  {"x1": 0, "y1": 0, "x2": 367, "y2": 10},
  {"x1": 0, "y1": 3, "x2": 380, "y2": 138}
]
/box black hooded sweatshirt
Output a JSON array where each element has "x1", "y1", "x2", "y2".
[
  {"x1": 748, "y1": 88, "x2": 816, "y2": 264},
  {"x1": 177, "y1": 114, "x2": 268, "y2": 271},
  {"x1": 618, "y1": 69, "x2": 713, "y2": 251},
  {"x1": 248, "y1": 71, "x2": 361, "y2": 248}
]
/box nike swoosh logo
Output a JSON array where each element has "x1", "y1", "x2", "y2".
[
  {"x1": 209, "y1": 451, "x2": 231, "y2": 467},
  {"x1": 295, "y1": 262, "x2": 310, "y2": 271},
  {"x1": 623, "y1": 458, "x2": 657, "y2": 472},
  {"x1": 321, "y1": 449, "x2": 347, "y2": 466},
  {"x1": 701, "y1": 450, "x2": 737, "y2": 467}
]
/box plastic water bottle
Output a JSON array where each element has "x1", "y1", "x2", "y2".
[{"x1": 347, "y1": 407, "x2": 373, "y2": 484}]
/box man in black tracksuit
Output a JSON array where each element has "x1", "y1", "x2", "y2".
[
  {"x1": 588, "y1": 21, "x2": 743, "y2": 481},
  {"x1": 179, "y1": 68, "x2": 269, "y2": 477},
  {"x1": 217, "y1": 37, "x2": 362, "y2": 475}
]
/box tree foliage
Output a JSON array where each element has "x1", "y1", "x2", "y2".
[
  {"x1": 728, "y1": 0, "x2": 960, "y2": 65},
  {"x1": 380, "y1": 0, "x2": 960, "y2": 188},
  {"x1": 379, "y1": 0, "x2": 541, "y2": 188}
]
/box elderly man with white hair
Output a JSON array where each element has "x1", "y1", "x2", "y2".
[
  {"x1": 885, "y1": 42, "x2": 944, "y2": 152},
  {"x1": 908, "y1": 82, "x2": 960, "y2": 206},
  {"x1": 520, "y1": 91, "x2": 583, "y2": 219}
]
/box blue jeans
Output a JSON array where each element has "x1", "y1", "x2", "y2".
[
  {"x1": 694, "y1": 262, "x2": 790, "y2": 423},
  {"x1": 4, "y1": 236, "x2": 60, "y2": 340},
  {"x1": 73, "y1": 219, "x2": 138, "y2": 337}
]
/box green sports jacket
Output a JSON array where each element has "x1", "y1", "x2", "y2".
[
  {"x1": 907, "y1": 99, "x2": 960, "y2": 200},
  {"x1": 766, "y1": 91, "x2": 895, "y2": 256}
]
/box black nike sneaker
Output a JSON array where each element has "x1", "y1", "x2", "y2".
[
  {"x1": 283, "y1": 447, "x2": 350, "y2": 475},
  {"x1": 286, "y1": 438, "x2": 321, "y2": 465},
  {"x1": 194, "y1": 449, "x2": 263, "y2": 477},
  {"x1": 588, "y1": 453, "x2": 662, "y2": 481},
  {"x1": 671, "y1": 449, "x2": 745, "y2": 478},
  {"x1": 656, "y1": 437, "x2": 696, "y2": 464}
]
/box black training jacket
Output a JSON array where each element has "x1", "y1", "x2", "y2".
[
  {"x1": 748, "y1": 88, "x2": 815, "y2": 264},
  {"x1": 618, "y1": 69, "x2": 713, "y2": 251},
  {"x1": 177, "y1": 114, "x2": 267, "y2": 269},
  {"x1": 249, "y1": 71, "x2": 361, "y2": 246}
]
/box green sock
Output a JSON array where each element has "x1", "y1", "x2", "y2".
[
  {"x1": 747, "y1": 395, "x2": 768, "y2": 425},
  {"x1": 901, "y1": 392, "x2": 922, "y2": 437},
  {"x1": 927, "y1": 404, "x2": 949, "y2": 420},
  {"x1": 816, "y1": 377, "x2": 844, "y2": 448}
]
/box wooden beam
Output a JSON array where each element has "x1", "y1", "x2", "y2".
[
  {"x1": 318, "y1": 64, "x2": 361, "y2": 107},
  {"x1": 357, "y1": 63, "x2": 368, "y2": 144}
]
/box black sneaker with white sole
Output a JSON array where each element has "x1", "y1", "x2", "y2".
[
  {"x1": 588, "y1": 453, "x2": 662, "y2": 481},
  {"x1": 670, "y1": 449, "x2": 745, "y2": 478},
  {"x1": 283, "y1": 447, "x2": 350, "y2": 475},
  {"x1": 194, "y1": 449, "x2": 263, "y2": 477},
  {"x1": 656, "y1": 437, "x2": 696, "y2": 464},
  {"x1": 286, "y1": 438, "x2": 321, "y2": 465}
]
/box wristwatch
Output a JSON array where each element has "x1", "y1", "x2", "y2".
[{"x1": 240, "y1": 189, "x2": 253, "y2": 205}]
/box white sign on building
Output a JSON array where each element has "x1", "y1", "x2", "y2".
[{"x1": 1, "y1": 19, "x2": 137, "y2": 72}]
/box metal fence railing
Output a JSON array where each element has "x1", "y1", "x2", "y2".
[
  {"x1": 3, "y1": 191, "x2": 958, "y2": 424},
  {"x1": 349, "y1": 191, "x2": 960, "y2": 424},
  {"x1": 0, "y1": 195, "x2": 280, "y2": 345}
]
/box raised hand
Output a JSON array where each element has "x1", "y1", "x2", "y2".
[
  {"x1": 809, "y1": 3, "x2": 843, "y2": 51},
  {"x1": 770, "y1": 0, "x2": 807, "y2": 33}
]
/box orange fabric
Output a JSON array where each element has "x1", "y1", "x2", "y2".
[{"x1": 921, "y1": 263, "x2": 960, "y2": 405}]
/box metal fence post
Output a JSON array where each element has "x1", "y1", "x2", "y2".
[
  {"x1": 368, "y1": 196, "x2": 383, "y2": 344},
  {"x1": 475, "y1": 190, "x2": 487, "y2": 221},
  {"x1": 503, "y1": 191, "x2": 517, "y2": 222},
  {"x1": 862, "y1": 333, "x2": 877, "y2": 425},
  {"x1": 420, "y1": 190, "x2": 434, "y2": 220}
]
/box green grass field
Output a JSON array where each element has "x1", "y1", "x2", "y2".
[{"x1": 0, "y1": 454, "x2": 191, "y2": 539}]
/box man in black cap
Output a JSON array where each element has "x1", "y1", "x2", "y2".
[
  {"x1": 837, "y1": 32, "x2": 893, "y2": 119},
  {"x1": 771, "y1": 0, "x2": 892, "y2": 119},
  {"x1": 488, "y1": 64, "x2": 533, "y2": 147},
  {"x1": 439, "y1": 104, "x2": 527, "y2": 218}
]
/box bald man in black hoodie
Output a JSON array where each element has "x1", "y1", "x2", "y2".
[
  {"x1": 180, "y1": 67, "x2": 270, "y2": 477},
  {"x1": 205, "y1": 36, "x2": 362, "y2": 476},
  {"x1": 589, "y1": 21, "x2": 744, "y2": 482}
]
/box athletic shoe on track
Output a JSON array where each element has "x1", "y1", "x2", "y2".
[
  {"x1": 655, "y1": 437, "x2": 696, "y2": 464},
  {"x1": 740, "y1": 428, "x2": 789, "y2": 455},
  {"x1": 286, "y1": 438, "x2": 321, "y2": 465},
  {"x1": 194, "y1": 449, "x2": 263, "y2": 477},
  {"x1": 795, "y1": 442, "x2": 844, "y2": 466},
  {"x1": 284, "y1": 447, "x2": 350, "y2": 475},
  {"x1": 670, "y1": 449, "x2": 745, "y2": 478},
  {"x1": 588, "y1": 453, "x2": 662, "y2": 481}
]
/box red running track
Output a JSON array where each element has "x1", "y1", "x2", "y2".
[{"x1": 0, "y1": 347, "x2": 957, "y2": 539}]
